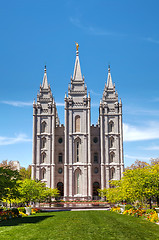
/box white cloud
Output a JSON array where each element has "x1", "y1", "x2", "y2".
[
  {"x1": 70, "y1": 17, "x2": 126, "y2": 37},
  {"x1": 1, "y1": 101, "x2": 32, "y2": 107},
  {"x1": 124, "y1": 154, "x2": 150, "y2": 161},
  {"x1": 89, "y1": 89, "x2": 101, "y2": 96},
  {"x1": 0, "y1": 134, "x2": 32, "y2": 145},
  {"x1": 123, "y1": 122, "x2": 159, "y2": 141},
  {"x1": 56, "y1": 102, "x2": 65, "y2": 106},
  {"x1": 142, "y1": 145, "x2": 159, "y2": 151},
  {"x1": 1, "y1": 100, "x2": 65, "y2": 107},
  {"x1": 144, "y1": 37, "x2": 159, "y2": 44}
]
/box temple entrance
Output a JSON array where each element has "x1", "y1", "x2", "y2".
[
  {"x1": 93, "y1": 182, "x2": 100, "y2": 200},
  {"x1": 57, "y1": 182, "x2": 64, "y2": 197}
]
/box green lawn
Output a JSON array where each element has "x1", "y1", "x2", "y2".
[{"x1": 0, "y1": 210, "x2": 159, "y2": 240}]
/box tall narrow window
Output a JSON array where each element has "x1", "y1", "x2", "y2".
[
  {"x1": 110, "y1": 168, "x2": 115, "y2": 179},
  {"x1": 41, "y1": 121, "x2": 46, "y2": 133},
  {"x1": 77, "y1": 142, "x2": 79, "y2": 162},
  {"x1": 41, "y1": 152, "x2": 46, "y2": 163},
  {"x1": 110, "y1": 152, "x2": 114, "y2": 163},
  {"x1": 42, "y1": 137, "x2": 46, "y2": 148},
  {"x1": 110, "y1": 137, "x2": 114, "y2": 148},
  {"x1": 77, "y1": 172, "x2": 80, "y2": 194},
  {"x1": 75, "y1": 116, "x2": 80, "y2": 132},
  {"x1": 42, "y1": 168, "x2": 46, "y2": 179},
  {"x1": 94, "y1": 153, "x2": 98, "y2": 163},
  {"x1": 58, "y1": 153, "x2": 62, "y2": 163},
  {"x1": 109, "y1": 121, "x2": 114, "y2": 132}
]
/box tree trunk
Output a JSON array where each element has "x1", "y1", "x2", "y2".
[
  {"x1": 149, "y1": 198, "x2": 152, "y2": 209},
  {"x1": 157, "y1": 196, "x2": 159, "y2": 207}
]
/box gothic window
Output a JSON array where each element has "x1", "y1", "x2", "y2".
[
  {"x1": 110, "y1": 167, "x2": 115, "y2": 180},
  {"x1": 109, "y1": 121, "x2": 114, "y2": 132},
  {"x1": 58, "y1": 153, "x2": 62, "y2": 163},
  {"x1": 77, "y1": 172, "x2": 80, "y2": 194},
  {"x1": 75, "y1": 115, "x2": 80, "y2": 132},
  {"x1": 41, "y1": 152, "x2": 46, "y2": 163},
  {"x1": 110, "y1": 137, "x2": 114, "y2": 148},
  {"x1": 75, "y1": 169, "x2": 81, "y2": 195},
  {"x1": 76, "y1": 142, "x2": 79, "y2": 162},
  {"x1": 41, "y1": 121, "x2": 46, "y2": 133},
  {"x1": 42, "y1": 137, "x2": 46, "y2": 148},
  {"x1": 94, "y1": 153, "x2": 98, "y2": 163},
  {"x1": 74, "y1": 138, "x2": 81, "y2": 163},
  {"x1": 109, "y1": 152, "x2": 115, "y2": 163},
  {"x1": 41, "y1": 168, "x2": 46, "y2": 179}
]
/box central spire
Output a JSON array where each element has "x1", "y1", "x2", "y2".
[
  {"x1": 73, "y1": 42, "x2": 82, "y2": 81},
  {"x1": 42, "y1": 65, "x2": 49, "y2": 89},
  {"x1": 107, "y1": 65, "x2": 113, "y2": 88}
]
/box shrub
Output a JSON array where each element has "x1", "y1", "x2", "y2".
[
  {"x1": 125, "y1": 204, "x2": 135, "y2": 210},
  {"x1": 11, "y1": 208, "x2": 19, "y2": 215},
  {"x1": 146, "y1": 209, "x2": 156, "y2": 214},
  {"x1": 18, "y1": 207, "x2": 26, "y2": 213}
]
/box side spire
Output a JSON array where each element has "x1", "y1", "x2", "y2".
[
  {"x1": 73, "y1": 42, "x2": 82, "y2": 81},
  {"x1": 107, "y1": 65, "x2": 113, "y2": 88},
  {"x1": 42, "y1": 65, "x2": 49, "y2": 89}
]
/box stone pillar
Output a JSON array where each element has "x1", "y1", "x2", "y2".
[
  {"x1": 88, "y1": 97, "x2": 92, "y2": 198},
  {"x1": 32, "y1": 103, "x2": 36, "y2": 179},
  {"x1": 64, "y1": 98, "x2": 68, "y2": 199},
  {"x1": 119, "y1": 101, "x2": 124, "y2": 177},
  {"x1": 51, "y1": 104, "x2": 55, "y2": 189},
  {"x1": 100, "y1": 104, "x2": 104, "y2": 190}
]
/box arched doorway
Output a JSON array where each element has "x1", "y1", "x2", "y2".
[
  {"x1": 57, "y1": 182, "x2": 64, "y2": 197},
  {"x1": 93, "y1": 182, "x2": 100, "y2": 199}
]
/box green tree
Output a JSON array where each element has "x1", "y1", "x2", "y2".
[
  {"x1": 19, "y1": 166, "x2": 31, "y2": 180},
  {"x1": 0, "y1": 166, "x2": 20, "y2": 207}
]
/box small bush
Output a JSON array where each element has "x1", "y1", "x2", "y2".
[
  {"x1": 18, "y1": 207, "x2": 26, "y2": 213},
  {"x1": 146, "y1": 209, "x2": 156, "y2": 214},
  {"x1": 11, "y1": 208, "x2": 19, "y2": 215},
  {"x1": 125, "y1": 204, "x2": 134, "y2": 210}
]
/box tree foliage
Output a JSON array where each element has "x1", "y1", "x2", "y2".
[
  {"x1": 100, "y1": 162, "x2": 159, "y2": 207},
  {"x1": 0, "y1": 166, "x2": 20, "y2": 204}
]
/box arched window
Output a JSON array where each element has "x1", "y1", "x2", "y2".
[
  {"x1": 57, "y1": 182, "x2": 64, "y2": 196},
  {"x1": 109, "y1": 152, "x2": 115, "y2": 163},
  {"x1": 41, "y1": 168, "x2": 46, "y2": 179},
  {"x1": 42, "y1": 137, "x2": 46, "y2": 148},
  {"x1": 76, "y1": 142, "x2": 79, "y2": 162},
  {"x1": 58, "y1": 153, "x2": 62, "y2": 163},
  {"x1": 75, "y1": 169, "x2": 82, "y2": 195},
  {"x1": 110, "y1": 137, "x2": 114, "y2": 148},
  {"x1": 109, "y1": 121, "x2": 114, "y2": 132},
  {"x1": 74, "y1": 138, "x2": 81, "y2": 163},
  {"x1": 94, "y1": 153, "x2": 98, "y2": 163},
  {"x1": 41, "y1": 152, "x2": 46, "y2": 163},
  {"x1": 110, "y1": 167, "x2": 115, "y2": 180},
  {"x1": 75, "y1": 115, "x2": 80, "y2": 132},
  {"x1": 41, "y1": 121, "x2": 46, "y2": 133},
  {"x1": 93, "y1": 182, "x2": 100, "y2": 196}
]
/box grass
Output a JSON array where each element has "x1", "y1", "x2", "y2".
[{"x1": 0, "y1": 210, "x2": 159, "y2": 240}]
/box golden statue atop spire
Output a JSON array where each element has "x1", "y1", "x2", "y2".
[{"x1": 75, "y1": 42, "x2": 79, "y2": 51}]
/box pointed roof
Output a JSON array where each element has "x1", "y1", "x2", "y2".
[
  {"x1": 107, "y1": 65, "x2": 113, "y2": 88},
  {"x1": 73, "y1": 51, "x2": 82, "y2": 81},
  {"x1": 42, "y1": 65, "x2": 49, "y2": 89}
]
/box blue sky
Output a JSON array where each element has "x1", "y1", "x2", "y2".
[{"x1": 0, "y1": 0, "x2": 159, "y2": 168}]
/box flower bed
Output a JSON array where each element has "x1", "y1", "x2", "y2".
[
  {"x1": 0, "y1": 208, "x2": 19, "y2": 221},
  {"x1": 110, "y1": 206, "x2": 159, "y2": 223}
]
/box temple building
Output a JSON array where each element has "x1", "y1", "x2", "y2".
[{"x1": 32, "y1": 46, "x2": 124, "y2": 200}]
